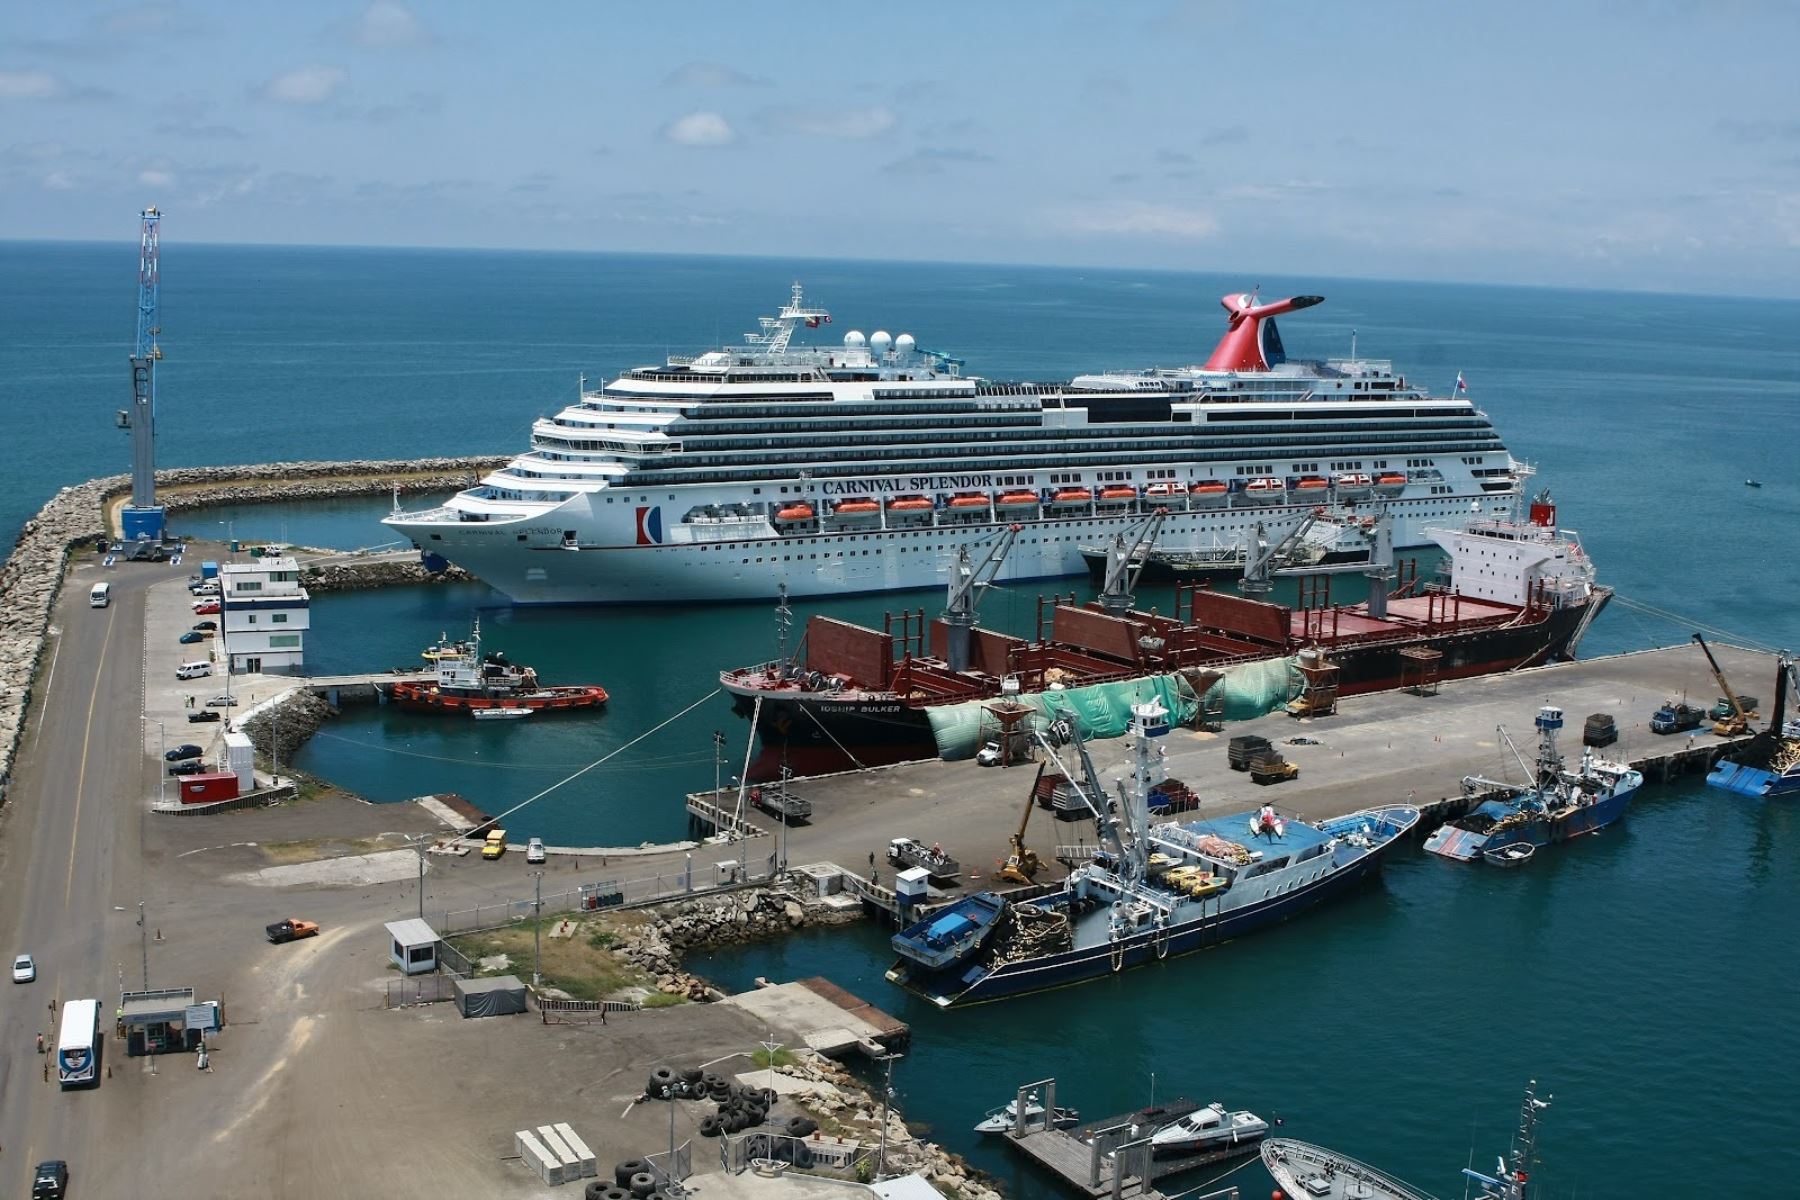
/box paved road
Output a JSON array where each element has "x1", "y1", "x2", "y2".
[{"x1": 0, "y1": 557, "x2": 156, "y2": 1194}]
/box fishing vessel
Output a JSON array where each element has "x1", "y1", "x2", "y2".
[
  {"x1": 389, "y1": 619, "x2": 608, "y2": 714},
  {"x1": 725, "y1": 491, "x2": 1608, "y2": 778},
  {"x1": 886, "y1": 699, "x2": 1419, "y2": 1007},
  {"x1": 384, "y1": 285, "x2": 1524, "y2": 605},
  {"x1": 1261, "y1": 1081, "x2": 1552, "y2": 1200},
  {"x1": 1423, "y1": 705, "x2": 1641, "y2": 862}
]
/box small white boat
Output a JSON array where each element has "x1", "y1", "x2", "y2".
[
  {"x1": 1482, "y1": 843, "x2": 1536, "y2": 868},
  {"x1": 1148, "y1": 1102, "x2": 1269, "y2": 1157},
  {"x1": 472, "y1": 707, "x2": 533, "y2": 721},
  {"x1": 973, "y1": 1094, "x2": 1081, "y2": 1135}
]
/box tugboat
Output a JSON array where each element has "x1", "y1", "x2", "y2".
[
  {"x1": 1261, "y1": 1081, "x2": 1552, "y2": 1200},
  {"x1": 389, "y1": 619, "x2": 608, "y2": 714},
  {"x1": 887, "y1": 698, "x2": 1418, "y2": 1007},
  {"x1": 1424, "y1": 706, "x2": 1641, "y2": 863}
]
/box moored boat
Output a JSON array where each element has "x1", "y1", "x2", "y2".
[
  {"x1": 390, "y1": 618, "x2": 608, "y2": 714},
  {"x1": 972, "y1": 1093, "x2": 1081, "y2": 1135},
  {"x1": 472, "y1": 706, "x2": 533, "y2": 721},
  {"x1": 1148, "y1": 1101, "x2": 1269, "y2": 1157}
]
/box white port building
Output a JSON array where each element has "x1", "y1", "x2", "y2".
[{"x1": 220, "y1": 556, "x2": 311, "y2": 674}]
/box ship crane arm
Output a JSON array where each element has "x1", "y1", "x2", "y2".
[
  {"x1": 1100, "y1": 508, "x2": 1168, "y2": 611},
  {"x1": 1693, "y1": 632, "x2": 1753, "y2": 733}
]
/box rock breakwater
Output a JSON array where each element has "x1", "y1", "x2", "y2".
[
  {"x1": 301, "y1": 559, "x2": 476, "y2": 593},
  {"x1": 616, "y1": 886, "x2": 864, "y2": 1002}
]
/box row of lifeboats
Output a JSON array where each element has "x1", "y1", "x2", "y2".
[{"x1": 771, "y1": 472, "x2": 1409, "y2": 523}]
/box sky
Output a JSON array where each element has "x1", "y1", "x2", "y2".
[{"x1": 3, "y1": 1, "x2": 1799, "y2": 297}]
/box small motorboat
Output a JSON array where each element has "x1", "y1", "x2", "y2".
[
  {"x1": 1148, "y1": 1101, "x2": 1269, "y2": 1157},
  {"x1": 973, "y1": 1094, "x2": 1081, "y2": 1136},
  {"x1": 472, "y1": 707, "x2": 533, "y2": 721},
  {"x1": 1746, "y1": 479, "x2": 1762, "y2": 488},
  {"x1": 1483, "y1": 843, "x2": 1536, "y2": 868}
]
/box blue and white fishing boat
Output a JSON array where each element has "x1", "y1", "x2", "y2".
[
  {"x1": 1424, "y1": 705, "x2": 1641, "y2": 863},
  {"x1": 887, "y1": 698, "x2": 1419, "y2": 1008}
]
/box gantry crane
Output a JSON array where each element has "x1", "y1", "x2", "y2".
[{"x1": 117, "y1": 206, "x2": 166, "y2": 542}]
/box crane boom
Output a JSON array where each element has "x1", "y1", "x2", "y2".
[
  {"x1": 942, "y1": 524, "x2": 1021, "y2": 672},
  {"x1": 1099, "y1": 508, "x2": 1167, "y2": 614},
  {"x1": 1693, "y1": 633, "x2": 1752, "y2": 733}
]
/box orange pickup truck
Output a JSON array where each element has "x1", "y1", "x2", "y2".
[{"x1": 266, "y1": 918, "x2": 320, "y2": 944}]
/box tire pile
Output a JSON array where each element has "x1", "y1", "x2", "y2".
[
  {"x1": 642, "y1": 1063, "x2": 820, "y2": 1149},
  {"x1": 584, "y1": 1159, "x2": 667, "y2": 1200}
]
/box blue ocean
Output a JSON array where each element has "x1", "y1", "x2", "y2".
[{"x1": 3, "y1": 241, "x2": 1797, "y2": 1196}]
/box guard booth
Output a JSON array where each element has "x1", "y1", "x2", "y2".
[
  {"x1": 119, "y1": 987, "x2": 214, "y2": 1056},
  {"x1": 384, "y1": 918, "x2": 440, "y2": 976}
]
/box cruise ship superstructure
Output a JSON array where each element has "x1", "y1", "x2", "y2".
[{"x1": 386, "y1": 286, "x2": 1524, "y2": 605}]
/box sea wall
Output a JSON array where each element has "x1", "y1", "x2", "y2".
[
  {"x1": 0, "y1": 456, "x2": 501, "y2": 811},
  {"x1": 617, "y1": 887, "x2": 865, "y2": 1002},
  {"x1": 237, "y1": 687, "x2": 335, "y2": 767},
  {"x1": 300, "y1": 559, "x2": 476, "y2": 593}
]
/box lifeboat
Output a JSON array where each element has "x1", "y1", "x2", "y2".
[
  {"x1": 1145, "y1": 481, "x2": 1188, "y2": 498},
  {"x1": 1374, "y1": 472, "x2": 1408, "y2": 493},
  {"x1": 1243, "y1": 477, "x2": 1286, "y2": 502},
  {"x1": 1051, "y1": 487, "x2": 1093, "y2": 504},
  {"x1": 1190, "y1": 480, "x2": 1229, "y2": 507},
  {"x1": 833, "y1": 498, "x2": 879, "y2": 515},
  {"x1": 1336, "y1": 473, "x2": 1373, "y2": 497},
  {"x1": 997, "y1": 490, "x2": 1040, "y2": 507},
  {"x1": 775, "y1": 503, "x2": 815, "y2": 521},
  {"x1": 1294, "y1": 475, "x2": 1330, "y2": 492},
  {"x1": 887, "y1": 495, "x2": 933, "y2": 512},
  {"x1": 1099, "y1": 485, "x2": 1138, "y2": 501},
  {"x1": 948, "y1": 492, "x2": 991, "y2": 509}
]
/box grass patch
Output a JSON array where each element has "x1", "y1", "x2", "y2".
[
  {"x1": 449, "y1": 916, "x2": 655, "y2": 1002},
  {"x1": 259, "y1": 835, "x2": 393, "y2": 864},
  {"x1": 751, "y1": 1045, "x2": 798, "y2": 1070},
  {"x1": 641, "y1": 992, "x2": 687, "y2": 1009}
]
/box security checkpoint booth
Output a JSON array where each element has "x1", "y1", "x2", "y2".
[
  {"x1": 385, "y1": 918, "x2": 440, "y2": 976},
  {"x1": 119, "y1": 987, "x2": 216, "y2": 1056}
]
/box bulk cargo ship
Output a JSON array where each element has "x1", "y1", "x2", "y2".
[
  {"x1": 384, "y1": 285, "x2": 1524, "y2": 605},
  {"x1": 885, "y1": 698, "x2": 1420, "y2": 1007},
  {"x1": 722, "y1": 492, "x2": 1609, "y2": 778}
]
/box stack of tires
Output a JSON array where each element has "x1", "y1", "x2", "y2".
[
  {"x1": 590, "y1": 1160, "x2": 670, "y2": 1200},
  {"x1": 694, "y1": 1076, "x2": 784, "y2": 1138}
]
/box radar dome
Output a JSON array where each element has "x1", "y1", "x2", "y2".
[
  {"x1": 870, "y1": 331, "x2": 893, "y2": 354},
  {"x1": 843, "y1": 330, "x2": 866, "y2": 348},
  {"x1": 894, "y1": 333, "x2": 916, "y2": 355}
]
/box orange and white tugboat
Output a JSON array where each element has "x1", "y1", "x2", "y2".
[{"x1": 390, "y1": 619, "x2": 608, "y2": 715}]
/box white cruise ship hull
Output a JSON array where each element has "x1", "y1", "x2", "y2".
[{"x1": 392, "y1": 490, "x2": 1514, "y2": 606}]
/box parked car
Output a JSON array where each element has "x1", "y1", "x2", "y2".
[
  {"x1": 178, "y1": 630, "x2": 205, "y2": 644},
  {"x1": 205, "y1": 694, "x2": 239, "y2": 708},
  {"x1": 164, "y1": 743, "x2": 203, "y2": 761},
  {"x1": 32, "y1": 1160, "x2": 67, "y2": 1200},
  {"x1": 12, "y1": 953, "x2": 35, "y2": 983},
  {"x1": 192, "y1": 600, "x2": 221, "y2": 615},
  {"x1": 526, "y1": 837, "x2": 546, "y2": 864},
  {"x1": 191, "y1": 619, "x2": 217, "y2": 630},
  {"x1": 187, "y1": 710, "x2": 221, "y2": 724},
  {"x1": 169, "y1": 760, "x2": 209, "y2": 776}
]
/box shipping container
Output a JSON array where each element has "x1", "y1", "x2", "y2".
[{"x1": 179, "y1": 772, "x2": 240, "y2": 804}]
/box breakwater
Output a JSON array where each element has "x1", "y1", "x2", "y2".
[
  {"x1": 300, "y1": 558, "x2": 477, "y2": 593},
  {"x1": 0, "y1": 457, "x2": 500, "y2": 810},
  {"x1": 618, "y1": 886, "x2": 865, "y2": 1002}
]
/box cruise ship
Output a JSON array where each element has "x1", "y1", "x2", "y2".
[{"x1": 385, "y1": 285, "x2": 1524, "y2": 605}]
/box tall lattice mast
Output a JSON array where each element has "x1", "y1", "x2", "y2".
[{"x1": 121, "y1": 205, "x2": 166, "y2": 541}]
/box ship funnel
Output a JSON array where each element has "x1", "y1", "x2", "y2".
[{"x1": 1204, "y1": 293, "x2": 1326, "y2": 372}]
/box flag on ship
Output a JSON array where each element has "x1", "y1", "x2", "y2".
[{"x1": 1455, "y1": 372, "x2": 1467, "y2": 392}]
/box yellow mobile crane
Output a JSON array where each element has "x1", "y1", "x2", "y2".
[
  {"x1": 1694, "y1": 633, "x2": 1756, "y2": 737},
  {"x1": 995, "y1": 766, "x2": 1046, "y2": 885}
]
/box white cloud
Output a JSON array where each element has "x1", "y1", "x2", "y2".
[
  {"x1": 43, "y1": 171, "x2": 75, "y2": 190},
  {"x1": 771, "y1": 106, "x2": 898, "y2": 140},
  {"x1": 1062, "y1": 201, "x2": 1219, "y2": 241},
  {"x1": 261, "y1": 65, "x2": 347, "y2": 105},
  {"x1": 663, "y1": 111, "x2": 736, "y2": 148},
  {"x1": 349, "y1": 2, "x2": 435, "y2": 48},
  {"x1": 138, "y1": 167, "x2": 175, "y2": 188},
  {"x1": 0, "y1": 70, "x2": 63, "y2": 100}
]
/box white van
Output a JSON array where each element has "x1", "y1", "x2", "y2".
[
  {"x1": 175, "y1": 661, "x2": 213, "y2": 680},
  {"x1": 89, "y1": 582, "x2": 111, "y2": 608}
]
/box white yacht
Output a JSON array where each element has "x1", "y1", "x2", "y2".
[{"x1": 386, "y1": 286, "x2": 1523, "y2": 605}]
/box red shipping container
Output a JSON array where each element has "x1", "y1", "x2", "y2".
[{"x1": 179, "y1": 772, "x2": 240, "y2": 804}]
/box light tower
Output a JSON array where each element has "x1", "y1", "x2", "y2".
[{"x1": 119, "y1": 205, "x2": 166, "y2": 542}]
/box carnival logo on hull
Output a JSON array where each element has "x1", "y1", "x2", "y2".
[{"x1": 635, "y1": 506, "x2": 663, "y2": 545}]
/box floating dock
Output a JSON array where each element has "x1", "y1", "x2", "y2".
[{"x1": 719, "y1": 976, "x2": 908, "y2": 1059}]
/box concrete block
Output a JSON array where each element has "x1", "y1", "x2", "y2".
[{"x1": 554, "y1": 1123, "x2": 598, "y2": 1178}]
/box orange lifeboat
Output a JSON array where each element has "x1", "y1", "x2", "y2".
[
  {"x1": 1099, "y1": 485, "x2": 1138, "y2": 501},
  {"x1": 833, "y1": 498, "x2": 880, "y2": 515},
  {"x1": 1375, "y1": 472, "x2": 1408, "y2": 489},
  {"x1": 1336, "y1": 473, "x2": 1373, "y2": 490},
  {"x1": 948, "y1": 492, "x2": 991, "y2": 508},
  {"x1": 887, "y1": 495, "x2": 933, "y2": 512},
  {"x1": 1145, "y1": 481, "x2": 1188, "y2": 497},
  {"x1": 1052, "y1": 487, "x2": 1093, "y2": 503},
  {"x1": 775, "y1": 503, "x2": 815, "y2": 521},
  {"x1": 1294, "y1": 475, "x2": 1329, "y2": 491},
  {"x1": 997, "y1": 490, "x2": 1040, "y2": 507}
]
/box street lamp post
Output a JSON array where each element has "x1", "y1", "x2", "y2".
[
  {"x1": 875, "y1": 1051, "x2": 904, "y2": 1181},
  {"x1": 137, "y1": 900, "x2": 149, "y2": 990},
  {"x1": 532, "y1": 870, "x2": 545, "y2": 987},
  {"x1": 154, "y1": 719, "x2": 167, "y2": 806}
]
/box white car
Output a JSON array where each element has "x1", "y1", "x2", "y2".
[
  {"x1": 526, "y1": 838, "x2": 546, "y2": 864},
  {"x1": 12, "y1": 953, "x2": 35, "y2": 983}
]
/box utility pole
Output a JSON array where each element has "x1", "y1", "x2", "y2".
[
  {"x1": 875, "y1": 1051, "x2": 904, "y2": 1181},
  {"x1": 411, "y1": 834, "x2": 427, "y2": 920},
  {"x1": 712, "y1": 730, "x2": 725, "y2": 807},
  {"x1": 271, "y1": 705, "x2": 280, "y2": 787},
  {"x1": 777, "y1": 763, "x2": 792, "y2": 874},
  {"x1": 532, "y1": 870, "x2": 545, "y2": 987},
  {"x1": 137, "y1": 901, "x2": 149, "y2": 990},
  {"x1": 155, "y1": 720, "x2": 167, "y2": 806}
]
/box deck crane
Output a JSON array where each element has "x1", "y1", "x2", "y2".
[
  {"x1": 117, "y1": 206, "x2": 166, "y2": 543},
  {"x1": 1693, "y1": 633, "x2": 1755, "y2": 737},
  {"x1": 941, "y1": 523, "x2": 1022, "y2": 673},
  {"x1": 1097, "y1": 508, "x2": 1169, "y2": 615},
  {"x1": 1240, "y1": 511, "x2": 1324, "y2": 601}
]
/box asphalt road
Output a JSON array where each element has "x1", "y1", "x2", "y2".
[{"x1": 0, "y1": 556, "x2": 154, "y2": 1194}]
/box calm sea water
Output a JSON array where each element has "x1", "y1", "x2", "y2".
[{"x1": 5, "y1": 242, "x2": 1798, "y2": 1194}]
